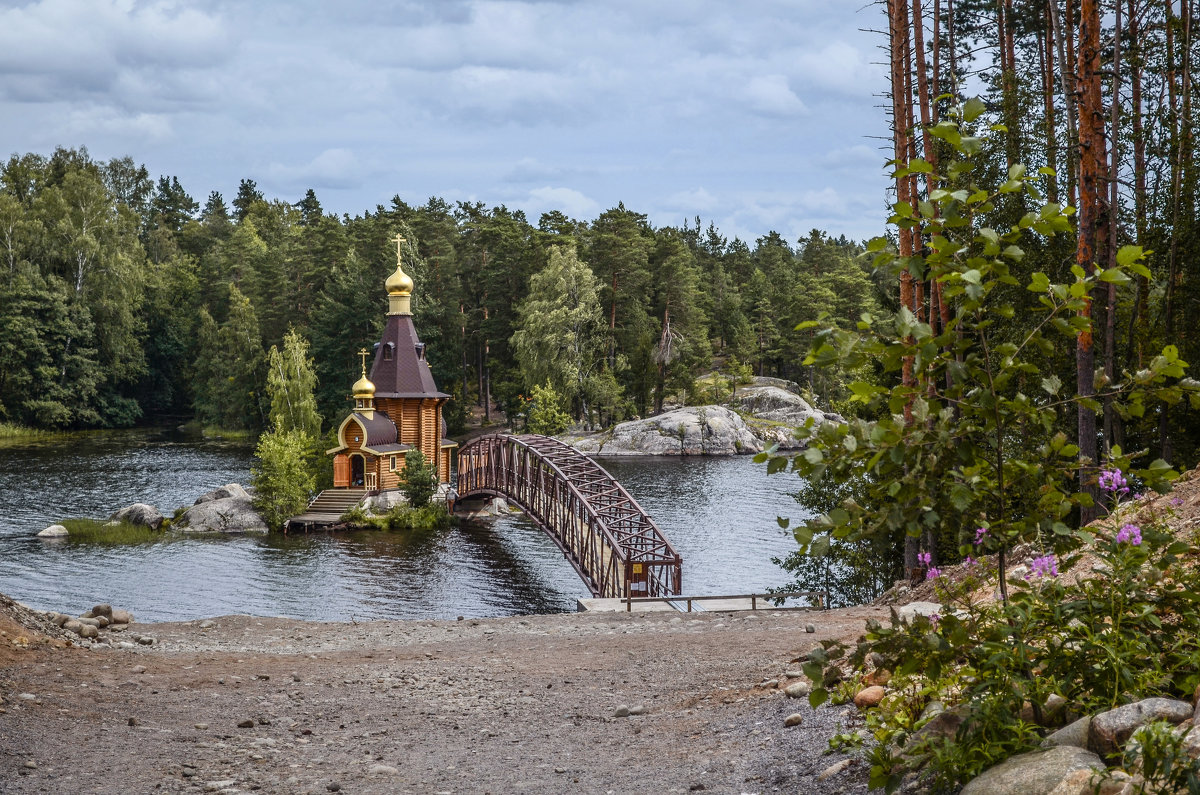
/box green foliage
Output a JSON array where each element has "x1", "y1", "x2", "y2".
[
  {"x1": 251, "y1": 427, "x2": 316, "y2": 531},
  {"x1": 193, "y1": 286, "x2": 266, "y2": 431},
  {"x1": 763, "y1": 115, "x2": 1192, "y2": 591},
  {"x1": 399, "y1": 449, "x2": 436, "y2": 509},
  {"x1": 511, "y1": 243, "x2": 611, "y2": 419},
  {"x1": 1116, "y1": 720, "x2": 1200, "y2": 793},
  {"x1": 526, "y1": 382, "x2": 571, "y2": 435},
  {"x1": 812, "y1": 520, "x2": 1200, "y2": 792},
  {"x1": 0, "y1": 422, "x2": 59, "y2": 439},
  {"x1": 724, "y1": 359, "x2": 754, "y2": 386},
  {"x1": 340, "y1": 503, "x2": 452, "y2": 531},
  {"x1": 265, "y1": 329, "x2": 322, "y2": 436},
  {"x1": 760, "y1": 113, "x2": 1200, "y2": 791}
]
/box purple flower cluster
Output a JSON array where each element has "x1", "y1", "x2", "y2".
[
  {"x1": 974, "y1": 527, "x2": 988, "y2": 546},
  {"x1": 1098, "y1": 468, "x2": 1130, "y2": 495},
  {"x1": 1026, "y1": 554, "x2": 1059, "y2": 579},
  {"x1": 926, "y1": 567, "x2": 942, "y2": 580},
  {"x1": 1116, "y1": 523, "x2": 1143, "y2": 546},
  {"x1": 918, "y1": 552, "x2": 932, "y2": 566}
]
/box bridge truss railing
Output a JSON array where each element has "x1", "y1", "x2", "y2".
[{"x1": 456, "y1": 434, "x2": 682, "y2": 599}]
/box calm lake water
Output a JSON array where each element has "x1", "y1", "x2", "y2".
[{"x1": 0, "y1": 429, "x2": 808, "y2": 622}]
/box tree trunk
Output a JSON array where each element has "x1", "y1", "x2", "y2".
[
  {"x1": 1105, "y1": 0, "x2": 1123, "y2": 451},
  {"x1": 1050, "y1": 0, "x2": 1080, "y2": 208},
  {"x1": 1043, "y1": 3, "x2": 1060, "y2": 203},
  {"x1": 889, "y1": 0, "x2": 922, "y2": 579},
  {"x1": 1077, "y1": 0, "x2": 1106, "y2": 524},
  {"x1": 1160, "y1": 0, "x2": 1191, "y2": 463},
  {"x1": 1123, "y1": 0, "x2": 1148, "y2": 371}
]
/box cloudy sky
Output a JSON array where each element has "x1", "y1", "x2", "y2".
[{"x1": 1, "y1": 0, "x2": 892, "y2": 244}]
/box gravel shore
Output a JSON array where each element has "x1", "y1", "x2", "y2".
[{"x1": 0, "y1": 605, "x2": 885, "y2": 794}]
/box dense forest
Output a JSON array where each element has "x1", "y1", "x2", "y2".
[
  {"x1": 0, "y1": 149, "x2": 879, "y2": 438},
  {"x1": 874, "y1": 0, "x2": 1200, "y2": 468},
  {"x1": 4, "y1": 0, "x2": 1200, "y2": 473}
]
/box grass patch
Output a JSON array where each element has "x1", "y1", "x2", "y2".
[
  {"x1": 341, "y1": 504, "x2": 454, "y2": 531},
  {"x1": 59, "y1": 519, "x2": 166, "y2": 545},
  {"x1": 0, "y1": 423, "x2": 68, "y2": 441},
  {"x1": 202, "y1": 427, "x2": 256, "y2": 441}
]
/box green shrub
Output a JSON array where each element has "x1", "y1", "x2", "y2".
[
  {"x1": 340, "y1": 503, "x2": 451, "y2": 531},
  {"x1": 400, "y1": 449, "x2": 436, "y2": 508},
  {"x1": 526, "y1": 382, "x2": 570, "y2": 435},
  {"x1": 251, "y1": 427, "x2": 317, "y2": 530},
  {"x1": 804, "y1": 514, "x2": 1200, "y2": 792}
]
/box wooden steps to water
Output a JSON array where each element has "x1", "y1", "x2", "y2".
[{"x1": 285, "y1": 489, "x2": 366, "y2": 531}]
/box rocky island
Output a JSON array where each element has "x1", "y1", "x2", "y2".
[{"x1": 564, "y1": 378, "x2": 844, "y2": 456}]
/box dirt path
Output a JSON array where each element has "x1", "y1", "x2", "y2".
[{"x1": 0, "y1": 606, "x2": 885, "y2": 794}]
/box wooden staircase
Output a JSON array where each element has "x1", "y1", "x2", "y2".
[{"x1": 285, "y1": 489, "x2": 367, "y2": 531}]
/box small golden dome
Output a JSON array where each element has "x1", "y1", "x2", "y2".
[
  {"x1": 385, "y1": 264, "x2": 413, "y2": 296},
  {"x1": 352, "y1": 373, "x2": 376, "y2": 399}
]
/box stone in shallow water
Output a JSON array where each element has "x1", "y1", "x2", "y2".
[{"x1": 36, "y1": 525, "x2": 68, "y2": 538}]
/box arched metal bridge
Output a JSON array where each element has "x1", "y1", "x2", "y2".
[{"x1": 456, "y1": 434, "x2": 682, "y2": 599}]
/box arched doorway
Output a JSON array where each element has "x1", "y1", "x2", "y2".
[{"x1": 350, "y1": 454, "x2": 365, "y2": 487}]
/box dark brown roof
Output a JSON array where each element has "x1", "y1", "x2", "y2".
[
  {"x1": 369, "y1": 314, "x2": 449, "y2": 399},
  {"x1": 369, "y1": 442, "x2": 411, "y2": 454},
  {"x1": 353, "y1": 412, "x2": 398, "y2": 447}
]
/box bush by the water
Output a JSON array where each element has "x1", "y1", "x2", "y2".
[
  {"x1": 251, "y1": 427, "x2": 318, "y2": 530},
  {"x1": 400, "y1": 449, "x2": 436, "y2": 508},
  {"x1": 58, "y1": 519, "x2": 164, "y2": 545},
  {"x1": 341, "y1": 503, "x2": 452, "y2": 531},
  {"x1": 0, "y1": 423, "x2": 60, "y2": 440}
]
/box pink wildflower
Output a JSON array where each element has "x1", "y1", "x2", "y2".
[
  {"x1": 974, "y1": 527, "x2": 988, "y2": 546},
  {"x1": 918, "y1": 551, "x2": 932, "y2": 566},
  {"x1": 926, "y1": 566, "x2": 942, "y2": 580},
  {"x1": 1098, "y1": 468, "x2": 1130, "y2": 495},
  {"x1": 1026, "y1": 554, "x2": 1059, "y2": 579},
  {"x1": 1115, "y1": 523, "x2": 1142, "y2": 546}
]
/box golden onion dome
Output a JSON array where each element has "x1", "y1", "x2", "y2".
[
  {"x1": 352, "y1": 373, "x2": 376, "y2": 399},
  {"x1": 386, "y1": 261, "x2": 413, "y2": 296}
]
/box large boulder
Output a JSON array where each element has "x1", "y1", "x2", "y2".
[
  {"x1": 732, "y1": 385, "x2": 841, "y2": 426},
  {"x1": 177, "y1": 485, "x2": 267, "y2": 534},
  {"x1": 959, "y1": 746, "x2": 1105, "y2": 795},
  {"x1": 1088, "y1": 697, "x2": 1194, "y2": 757},
  {"x1": 571, "y1": 406, "x2": 763, "y2": 456},
  {"x1": 109, "y1": 503, "x2": 164, "y2": 530},
  {"x1": 193, "y1": 483, "x2": 251, "y2": 505},
  {"x1": 36, "y1": 524, "x2": 69, "y2": 538}
]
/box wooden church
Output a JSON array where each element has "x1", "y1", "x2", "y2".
[{"x1": 327, "y1": 236, "x2": 456, "y2": 491}]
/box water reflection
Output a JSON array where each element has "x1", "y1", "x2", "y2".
[{"x1": 0, "y1": 430, "x2": 807, "y2": 621}]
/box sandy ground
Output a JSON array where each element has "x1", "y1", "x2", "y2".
[{"x1": 0, "y1": 604, "x2": 887, "y2": 795}]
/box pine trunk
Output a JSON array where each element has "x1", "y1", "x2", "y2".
[{"x1": 1077, "y1": 0, "x2": 1105, "y2": 523}]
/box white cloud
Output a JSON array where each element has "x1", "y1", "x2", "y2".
[
  {"x1": 0, "y1": 0, "x2": 893, "y2": 242},
  {"x1": 820, "y1": 144, "x2": 884, "y2": 169},
  {"x1": 266, "y1": 149, "x2": 365, "y2": 191},
  {"x1": 64, "y1": 106, "x2": 172, "y2": 142},
  {"x1": 523, "y1": 186, "x2": 600, "y2": 220},
  {"x1": 793, "y1": 41, "x2": 878, "y2": 97},
  {"x1": 742, "y1": 74, "x2": 809, "y2": 117},
  {"x1": 0, "y1": 0, "x2": 229, "y2": 104},
  {"x1": 664, "y1": 187, "x2": 718, "y2": 212}
]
